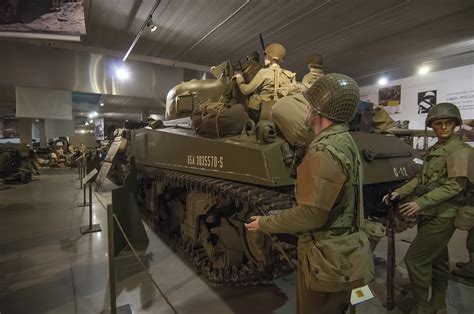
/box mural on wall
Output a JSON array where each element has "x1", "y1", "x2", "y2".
[
  {"x1": 417, "y1": 90, "x2": 437, "y2": 114},
  {"x1": 0, "y1": 117, "x2": 19, "y2": 139},
  {"x1": 0, "y1": 0, "x2": 85, "y2": 36},
  {"x1": 379, "y1": 85, "x2": 401, "y2": 114}
]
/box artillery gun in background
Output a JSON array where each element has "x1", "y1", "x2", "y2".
[{"x1": 127, "y1": 89, "x2": 422, "y2": 286}]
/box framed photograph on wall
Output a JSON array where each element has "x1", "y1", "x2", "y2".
[
  {"x1": 379, "y1": 85, "x2": 401, "y2": 114},
  {"x1": 417, "y1": 90, "x2": 437, "y2": 114}
]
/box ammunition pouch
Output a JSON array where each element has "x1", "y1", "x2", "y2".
[
  {"x1": 362, "y1": 219, "x2": 386, "y2": 251},
  {"x1": 455, "y1": 185, "x2": 474, "y2": 230},
  {"x1": 300, "y1": 230, "x2": 374, "y2": 292}
]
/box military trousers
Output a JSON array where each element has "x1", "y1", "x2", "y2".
[
  {"x1": 248, "y1": 108, "x2": 260, "y2": 123},
  {"x1": 405, "y1": 216, "x2": 456, "y2": 309},
  {"x1": 296, "y1": 267, "x2": 350, "y2": 314}
]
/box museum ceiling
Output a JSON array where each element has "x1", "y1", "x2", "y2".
[{"x1": 81, "y1": 0, "x2": 474, "y2": 84}]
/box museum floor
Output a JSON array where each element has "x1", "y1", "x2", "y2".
[{"x1": 1, "y1": 169, "x2": 473, "y2": 314}]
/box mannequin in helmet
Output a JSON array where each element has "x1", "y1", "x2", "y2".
[
  {"x1": 233, "y1": 43, "x2": 296, "y2": 122},
  {"x1": 384, "y1": 102, "x2": 472, "y2": 313},
  {"x1": 302, "y1": 53, "x2": 324, "y2": 88},
  {"x1": 246, "y1": 74, "x2": 373, "y2": 314}
]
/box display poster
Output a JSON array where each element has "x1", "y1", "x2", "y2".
[
  {"x1": 0, "y1": 0, "x2": 85, "y2": 37},
  {"x1": 379, "y1": 85, "x2": 401, "y2": 114},
  {"x1": 0, "y1": 117, "x2": 19, "y2": 139},
  {"x1": 446, "y1": 90, "x2": 474, "y2": 111},
  {"x1": 94, "y1": 119, "x2": 104, "y2": 140},
  {"x1": 417, "y1": 90, "x2": 437, "y2": 114},
  {"x1": 461, "y1": 119, "x2": 474, "y2": 144}
]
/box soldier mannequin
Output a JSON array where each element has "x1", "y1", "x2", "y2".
[
  {"x1": 218, "y1": 51, "x2": 262, "y2": 104},
  {"x1": 233, "y1": 43, "x2": 296, "y2": 122},
  {"x1": 384, "y1": 103, "x2": 472, "y2": 313},
  {"x1": 302, "y1": 53, "x2": 324, "y2": 88},
  {"x1": 246, "y1": 73, "x2": 373, "y2": 314}
]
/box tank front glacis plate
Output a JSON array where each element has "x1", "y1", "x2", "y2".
[{"x1": 130, "y1": 128, "x2": 295, "y2": 187}]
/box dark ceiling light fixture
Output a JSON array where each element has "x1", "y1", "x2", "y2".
[
  {"x1": 122, "y1": 0, "x2": 161, "y2": 62},
  {"x1": 147, "y1": 19, "x2": 158, "y2": 32}
]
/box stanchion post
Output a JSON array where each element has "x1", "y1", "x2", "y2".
[
  {"x1": 80, "y1": 182, "x2": 101, "y2": 234},
  {"x1": 78, "y1": 159, "x2": 83, "y2": 189},
  {"x1": 107, "y1": 204, "x2": 117, "y2": 314},
  {"x1": 77, "y1": 166, "x2": 89, "y2": 207}
]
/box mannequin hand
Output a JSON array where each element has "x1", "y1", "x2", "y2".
[
  {"x1": 399, "y1": 201, "x2": 421, "y2": 216},
  {"x1": 383, "y1": 191, "x2": 400, "y2": 205},
  {"x1": 245, "y1": 216, "x2": 261, "y2": 232}
]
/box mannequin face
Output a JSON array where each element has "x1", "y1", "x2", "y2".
[
  {"x1": 431, "y1": 118, "x2": 456, "y2": 142},
  {"x1": 306, "y1": 108, "x2": 322, "y2": 135}
]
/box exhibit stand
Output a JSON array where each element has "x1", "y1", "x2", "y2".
[
  {"x1": 101, "y1": 161, "x2": 177, "y2": 314},
  {"x1": 80, "y1": 168, "x2": 101, "y2": 234}
]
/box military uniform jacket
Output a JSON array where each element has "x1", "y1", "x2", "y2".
[
  {"x1": 259, "y1": 124, "x2": 367, "y2": 291},
  {"x1": 236, "y1": 63, "x2": 296, "y2": 109},
  {"x1": 395, "y1": 136, "x2": 471, "y2": 217},
  {"x1": 302, "y1": 68, "x2": 323, "y2": 88}
]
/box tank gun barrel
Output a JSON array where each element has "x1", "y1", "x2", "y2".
[{"x1": 385, "y1": 128, "x2": 436, "y2": 137}]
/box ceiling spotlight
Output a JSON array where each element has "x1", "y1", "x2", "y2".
[
  {"x1": 88, "y1": 111, "x2": 98, "y2": 118},
  {"x1": 89, "y1": 119, "x2": 94, "y2": 124},
  {"x1": 80, "y1": 129, "x2": 86, "y2": 134},
  {"x1": 378, "y1": 76, "x2": 388, "y2": 86},
  {"x1": 100, "y1": 102, "x2": 104, "y2": 107},
  {"x1": 115, "y1": 66, "x2": 130, "y2": 81},
  {"x1": 85, "y1": 122, "x2": 89, "y2": 126},
  {"x1": 147, "y1": 19, "x2": 157, "y2": 32},
  {"x1": 418, "y1": 65, "x2": 430, "y2": 75}
]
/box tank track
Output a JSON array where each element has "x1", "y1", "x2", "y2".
[{"x1": 137, "y1": 165, "x2": 295, "y2": 286}]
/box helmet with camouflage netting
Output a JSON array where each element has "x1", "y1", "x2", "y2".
[
  {"x1": 303, "y1": 73, "x2": 360, "y2": 122},
  {"x1": 425, "y1": 102, "x2": 462, "y2": 127}
]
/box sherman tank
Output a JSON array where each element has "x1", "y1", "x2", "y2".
[{"x1": 129, "y1": 105, "x2": 420, "y2": 285}]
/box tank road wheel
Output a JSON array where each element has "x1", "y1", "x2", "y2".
[
  {"x1": 200, "y1": 219, "x2": 244, "y2": 270},
  {"x1": 239, "y1": 208, "x2": 271, "y2": 266}
]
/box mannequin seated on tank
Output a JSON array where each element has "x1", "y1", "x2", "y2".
[{"x1": 232, "y1": 43, "x2": 297, "y2": 123}]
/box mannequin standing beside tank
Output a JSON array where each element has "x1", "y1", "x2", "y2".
[{"x1": 384, "y1": 102, "x2": 473, "y2": 313}]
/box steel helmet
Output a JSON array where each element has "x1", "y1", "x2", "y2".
[
  {"x1": 307, "y1": 53, "x2": 323, "y2": 68},
  {"x1": 426, "y1": 102, "x2": 462, "y2": 127},
  {"x1": 303, "y1": 73, "x2": 360, "y2": 123},
  {"x1": 265, "y1": 43, "x2": 286, "y2": 62}
]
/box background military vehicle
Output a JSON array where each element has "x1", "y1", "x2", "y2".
[
  {"x1": 129, "y1": 100, "x2": 420, "y2": 286},
  {"x1": 0, "y1": 143, "x2": 33, "y2": 183}
]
